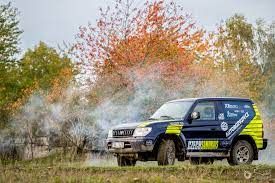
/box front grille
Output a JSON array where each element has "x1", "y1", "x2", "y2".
[{"x1": 113, "y1": 129, "x2": 134, "y2": 137}]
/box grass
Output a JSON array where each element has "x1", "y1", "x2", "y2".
[{"x1": 0, "y1": 154, "x2": 274, "y2": 183}]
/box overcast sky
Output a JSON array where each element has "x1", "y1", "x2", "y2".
[{"x1": 2, "y1": 0, "x2": 275, "y2": 53}]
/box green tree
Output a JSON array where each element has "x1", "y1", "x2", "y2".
[
  {"x1": 213, "y1": 15, "x2": 254, "y2": 72},
  {"x1": 212, "y1": 14, "x2": 270, "y2": 102},
  {"x1": 0, "y1": 42, "x2": 74, "y2": 128},
  {"x1": 20, "y1": 42, "x2": 74, "y2": 91},
  {"x1": 0, "y1": 62, "x2": 20, "y2": 128},
  {"x1": 0, "y1": 2, "x2": 22, "y2": 128},
  {"x1": 254, "y1": 20, "x2": 275, "y2": 74},
  {"x1": 254, "y1": 20, "x2": 275, "y2": 115},
  {"x1": 0, "y1": 2, "x2": 22, "y2": 62}
]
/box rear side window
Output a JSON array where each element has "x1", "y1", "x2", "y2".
[
  {"x1": 193, "y1": 102, "x2": 216, "y2": 120},
  {"x1": 220, "y1": 101, "x2": 254, "y2": 121}
]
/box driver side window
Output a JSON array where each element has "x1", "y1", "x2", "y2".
[{"x1": 193, "y1": 102, "x2": 216, "y2": 120}]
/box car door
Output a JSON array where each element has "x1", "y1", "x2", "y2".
[{"x1": 182, "y1": 101, "x2": 221, "y2": 151}]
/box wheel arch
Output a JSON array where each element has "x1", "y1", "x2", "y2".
[
  {"x1": 153, "y1": 132, "x2": 186, "y2": 159},
  {"x1": 231, "y1": 135, "x2": 258, "y2": 160}
]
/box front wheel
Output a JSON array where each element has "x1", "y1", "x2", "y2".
[
  {"x1": 117, "y1": 156, "x2": 136, "y2": 166},
  {"x1": 157, "y1": 139, "x2": 176, "y2": 166},
  {"x1": 227, "y1": 140, "x2": 254, "y2": 166}
]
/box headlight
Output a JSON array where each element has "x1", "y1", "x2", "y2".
[
  {"x1": 108, "y1": 129, "x2": 113, "y2": 138},
  {"x1": 133, "y1": 127, "x2": 152, "y2": 137}
]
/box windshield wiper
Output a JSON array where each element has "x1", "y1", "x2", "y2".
[
  {"x1": 160, "y1": 115, "x2": 175, "y2": 120},
  {"x1": 148, "y1": 117, "x2": 157, "y2": 120}
]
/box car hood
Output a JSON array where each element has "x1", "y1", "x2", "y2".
[
  {"x1": 112, "y1": 122, "x2": 141, "y2": 129},
  {"x1": 112, "y1": 119, "x2": 182, "y2": 130}
]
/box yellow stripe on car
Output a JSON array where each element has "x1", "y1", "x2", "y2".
[
  {"x1": 240, "y1": 104, "x2": 263, "y2": 149},
  {"x1": 165, "y1": 124, "x2": 183, "y2": 135}
]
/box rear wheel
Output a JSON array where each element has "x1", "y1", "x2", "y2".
[
  {"x1": 227, "y1": 140, "x2": 254, "y2": 166},
  {"x1": 117, "y1": 156, "x2": 136, "y2": 166},
  {"x1": 189, "y1": 157, "x2": 214, "y2": 165},
  {"x1": 157, "y1": 139, "x2": 176, "y2": 166}
]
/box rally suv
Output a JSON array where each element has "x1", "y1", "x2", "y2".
[{"x1": 106, "y1": 97, "x2": 268, "y2": 166}]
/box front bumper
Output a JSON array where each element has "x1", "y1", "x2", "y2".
[{"x1": 106, "y1": 137, "x2": 154, "y2": 154}]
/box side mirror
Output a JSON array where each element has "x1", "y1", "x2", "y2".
[{"x1": 191, "y1": 111, "x2": 200, "y2": 120}]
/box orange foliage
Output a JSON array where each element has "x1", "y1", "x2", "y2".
[
  {"x1": 75, "y1": 0, "x2": 209, "y2": 94},
  {"x1": 46, "y1": 67, "x2": 74, "y2": 103},
  {"x1": 6, "y1": 82, "x2": 39, "y2": 115},
  {"x1": 6, "y1": 67, "x2": 73, "y2": 116}
]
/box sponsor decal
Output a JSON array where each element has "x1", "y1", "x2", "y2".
[
  {"x1": 188, "y1": 141, "x2": 201, "y2": 150},
  {"x1": 226, "y1": 112, "x2": 249, "y2": 137},
  {"x1": 187, "y1": 140, "x2": 218, "y2": 150},
  {"x1": 227, "y1": 111, "x2": 238, "y2": 118},
  {"x1": 234, "y1": 110, "x2": 245, "y2": 113},
  {"x1": 218, "y1": 113, "x2": 225, "y2": 120},
  {"x1": 220, "y1": 122, "x2": 228, "y2": 131},
  {"x1": 225, "y1": 104, "x2": 239, "y2": 109},
  {"x1": 244, "y1": 105, "x2": 251, "y2": 109}
]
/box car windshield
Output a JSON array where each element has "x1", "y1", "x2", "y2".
[{"x1": 150, "y1": 101, "x2": 193, "y2": 120}]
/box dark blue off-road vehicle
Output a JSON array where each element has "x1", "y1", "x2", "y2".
[{"x1": 106, "y1": 97, "x2": 268, "y2": 166}]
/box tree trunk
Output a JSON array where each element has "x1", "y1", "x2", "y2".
[{"x1": 271, "y1": 58, "x2": 275, "y2": 117}]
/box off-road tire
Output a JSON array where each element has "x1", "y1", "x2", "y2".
[
  {"x1": 189, "y1": 157, "x2": 214, "y2": 165},
  {"x1": 227, "y1": 157, "x2": 235, "y2": 166},
  {"x1": 227, "y1": 140, "x2": 254, "y2": 166},
  {"x1": 157, "y1": 139, "x2": 176, "y2": 166},
  {"x1": 117, "y1": 156, "x2": 136, "y2": 166}
]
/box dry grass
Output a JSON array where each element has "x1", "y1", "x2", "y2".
[{"x1": 0, "y1": 154, "x2": 274, "y2": 183}]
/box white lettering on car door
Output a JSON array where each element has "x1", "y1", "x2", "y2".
[{"x1": 226, "y1": 112, "x2": 249, "y2": 137}]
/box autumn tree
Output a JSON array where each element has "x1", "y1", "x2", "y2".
[
  {"x1": 3, "y1": 43, "x2": 75, "y2": 158},
  {"x1": 74, "y1": 1, "x2": 273, "y2": 128},
  {"x1": 20, "y1": 42, "x2": 74, "y2": 102},
  {"x1": 74, "y1": 0, "x2": 208, "y2": 119},
  {"x1": 0, "y1": 42, "x2": 74, "y2": 128}
]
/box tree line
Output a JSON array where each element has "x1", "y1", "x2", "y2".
[{"x1": 0, "y1": 1, "x2": 274, "y2": 159}]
